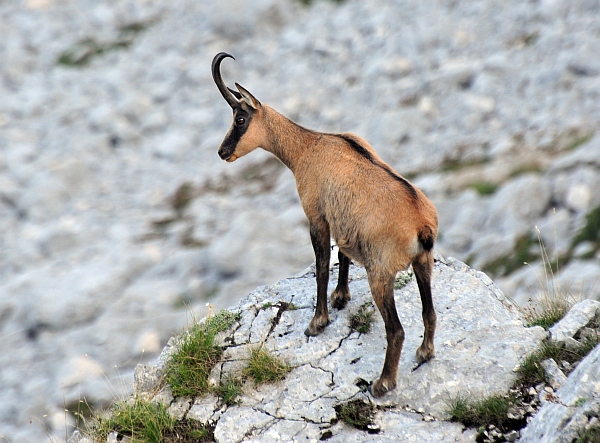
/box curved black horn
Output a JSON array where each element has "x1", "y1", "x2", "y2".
[{"x1": 212, "y1": 52, "x2": 239, "y2": 108}]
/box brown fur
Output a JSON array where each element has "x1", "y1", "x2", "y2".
[{"x1": 216, "y1": 82, "x2": 438, "y2": 398}]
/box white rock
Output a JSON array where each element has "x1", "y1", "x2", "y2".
[{"x1": 549, "y1": 299, "x2": 600, "y2": 344}]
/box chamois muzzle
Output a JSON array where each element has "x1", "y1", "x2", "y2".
[{"x1": 212, "y1": 52, "x2": 239, "y2": 109}]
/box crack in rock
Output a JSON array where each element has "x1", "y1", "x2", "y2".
[{"x1": 267, "y1": 301, "x2": 293, "y2": 337}]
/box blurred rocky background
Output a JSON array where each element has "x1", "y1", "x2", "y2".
[{"x1": 0, "y1": 0, "x2": 599, "y2": 441}]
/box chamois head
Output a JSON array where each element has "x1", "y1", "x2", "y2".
[{"x1": 212, "y1": 52, "x2": 263, "y2": 162}]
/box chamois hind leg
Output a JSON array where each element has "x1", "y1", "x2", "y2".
[
  {"x1": 412, "y1": 253, "x2": 436, "y2": 363},
  {"x1": 368, "y1": 270, "x2": 404, "y2": 398},
  {"x1": 331, "y1": 250, "x2": 351, "y2": 309},
  {"x1": 305, "y1": 220, "x2": 331, "y2": 337}
]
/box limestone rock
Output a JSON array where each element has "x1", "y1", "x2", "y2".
[
  {"x1": 549, "y1": 299, "x2": 600, "y2": 345},
  {"x1": 519, "y1": 344, "x2": 600, "y2": 443},
  {"x1": 540, "y1": 359, "x2": 567, "y2": 390},
  {"x1": 138, "y1": 258, "x2": 544, "y2": 442}
]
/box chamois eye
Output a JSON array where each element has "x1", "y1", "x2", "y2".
[{"x1": 236, "y1": 117, "x2": 246, "y2": 126}]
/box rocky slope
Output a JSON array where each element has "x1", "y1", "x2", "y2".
[
  {"x1": 76, "y1": 257, "x2": 600, "y2": 443},
  {"x1": 1, "y1": 0, "x2": 600, "y2": 441}
]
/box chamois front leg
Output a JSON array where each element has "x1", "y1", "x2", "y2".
[
  {"x1": 305, "y1": 221, "x2": 331, "y2": 337},
  {"x1": 368, "y1": 271, "x2": 405, "y2": 398},
  {"x1": 331, "y1": 250, "x2": 351, "y2": 309}
]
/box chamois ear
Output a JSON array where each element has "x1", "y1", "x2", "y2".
[
  {"x1": 235, "y1": 83, "x2": 261, "y2": 109},
  {"x1": 227, "y1": 87, "x2": 243, "y2": 100}
]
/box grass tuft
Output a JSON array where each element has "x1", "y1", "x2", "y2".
[
  {"x1": 243, "y1": 347, "x2": 291, "y2": 384},
  {"x1": 447, "y1": 393, "x2": 515, "y2": 430},
  {"x1": 165, "y1": 323, "x2": 222, "y2": 398},
  {"x1": 165, "y1": 310, "x2": 240, "y2": 398},
  {"x1": 522, "y1": 225, "x2": 576, "y2": 329},
  {"x1": 516, "y1": 333, "x2": 600, "y2": 387},
  {"x1": 394, "y1": 271, "x2": 413, "y2": 289},
  {"x1": 523, "y1": 296, "x2": 571, "y2": 330},
  {"x1": 204, "y1": 310, "x2": 241, "y2": 334},
  {"x1": 87, "y1": 399, "x2": 175, "y2": 443},
  {"x1": 212, "y1": 377, "x2": 243, "y2": 406},
  {"x1": 335, "y1": 399, "x2": 377, "y2": 431},
  {"x1": 349, "y1": 302, "x2": 375, "y2": 334}
]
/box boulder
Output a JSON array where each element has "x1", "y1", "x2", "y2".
[{"x1": 132, "y1": 257, "x2": 545, "y2": 442}]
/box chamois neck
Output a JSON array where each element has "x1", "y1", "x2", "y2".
[{"x1": 262, "y1": 106, "x2": 320, "y2": 172}]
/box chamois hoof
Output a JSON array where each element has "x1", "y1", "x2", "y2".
[
  {"x1": 369, "y1": 377, "x2": 396, "y2": 398},
  {"x1": 416, "y1": 344, "x2": 435, "y2": 364},
  {"x1": 331, "y1": 288, "x2": 351, "y2": 310},
  {"x1": 304, "y1": 316, "x2": 330, "y2": 337}
]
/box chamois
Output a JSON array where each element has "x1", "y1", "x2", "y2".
[{"x1": 212, "y1": 52, "x2": 438, "y2": 397}]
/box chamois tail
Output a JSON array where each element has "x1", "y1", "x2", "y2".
[{"x1": 418, "y1": 226, "x2": 435, "y2": 251}]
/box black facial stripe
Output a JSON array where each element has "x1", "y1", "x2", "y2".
[
  {"x1": 222, "y1": 110, "x2": 252, "y2": 152},
  {"x1": 338, "y1": 134, "x2": 419, "y2": 200}
]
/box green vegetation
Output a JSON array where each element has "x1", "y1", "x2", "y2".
[
  {"x1": 165, "y1": 323, "x2": 223, "y2": 398},
  {"x1": 518, "y1": 333, "x2": 600, "y2": 387},
  {"x1": 65, "y1": 399, "x2": 94, "y2": 431},
  {"x1": 204, "y1": 310, "x2": 241, "y2": 334},
  {"x1": 213, "y1": 377, "x2": 243, "y2": 406},
  {"x1": 349, "y1": 302, "x2": 375, "y2": 334},
  {"x1": 439, "y1": 158, "x2": 489, "y2": 173},
  {"x1": 447, "y1": 393, "x2": 516, "y2": 431},
  {"x1": 482, "y1": 234, "x2": 539, "y2": 277},
  {"x1": 87, "y1": 399, "x2": 176, "y2": 443},
  {"x1": 574, "y1": 398, "x2": 589, "y2": 407},
  {"x1": 243, "y1": 347, "x2": 291, "y2": 384},
  {"x1": 165, "y1": 310, "x2": 240, "y2": 398},
  {"x1": 57, "y1": 37, "x2": 131, "y2": 66},
  {"x1": 508, "y1": 164, "x2": 543, "y2": 178},
  {"x1": 447, "y1": 289, "x2": 600, "y2": 440},
  {"x1": 571, "y1": 204, "x2": 600, "y2": 257},
  {"x1": 524, "y1": 302, "x2": 569, "y2": 330},
  {"x1": 86, "y1": 403, "x2": 212, "y2": 442},
  {"x1": 57, "y1": 20, "x2": 154, "y2": 66},
  {"x1": 523, "y1": 294, "x2": 571, "y2": 330},
  {"x1": 469, "y1": 181, "x2": 499, "y2": 196},
  {"x1": 394, "y1": 271, "x2": 413, "y2": 289},
  {"x1": 577, "y1": 422, "x2": 600, "y2": 443},
  {"x1": 83, "y1": 307, "x2": 295, "y2": 441},
  {"x1": 86, "y1": 400, "x2": 215, "y2": 443},
  {"x1": 447, "y1": 336, "x2": 600, "y2": 439},
  {"x1": 335, "y1": 399, "x2": 377, "y2": 431},
  {"x1": 565, "y1": 132, "x2": 594, "y2": 152}
]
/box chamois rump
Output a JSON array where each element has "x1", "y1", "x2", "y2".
[{"x1": 212, "y1": 52, "x2": 438, "y2": 397}]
